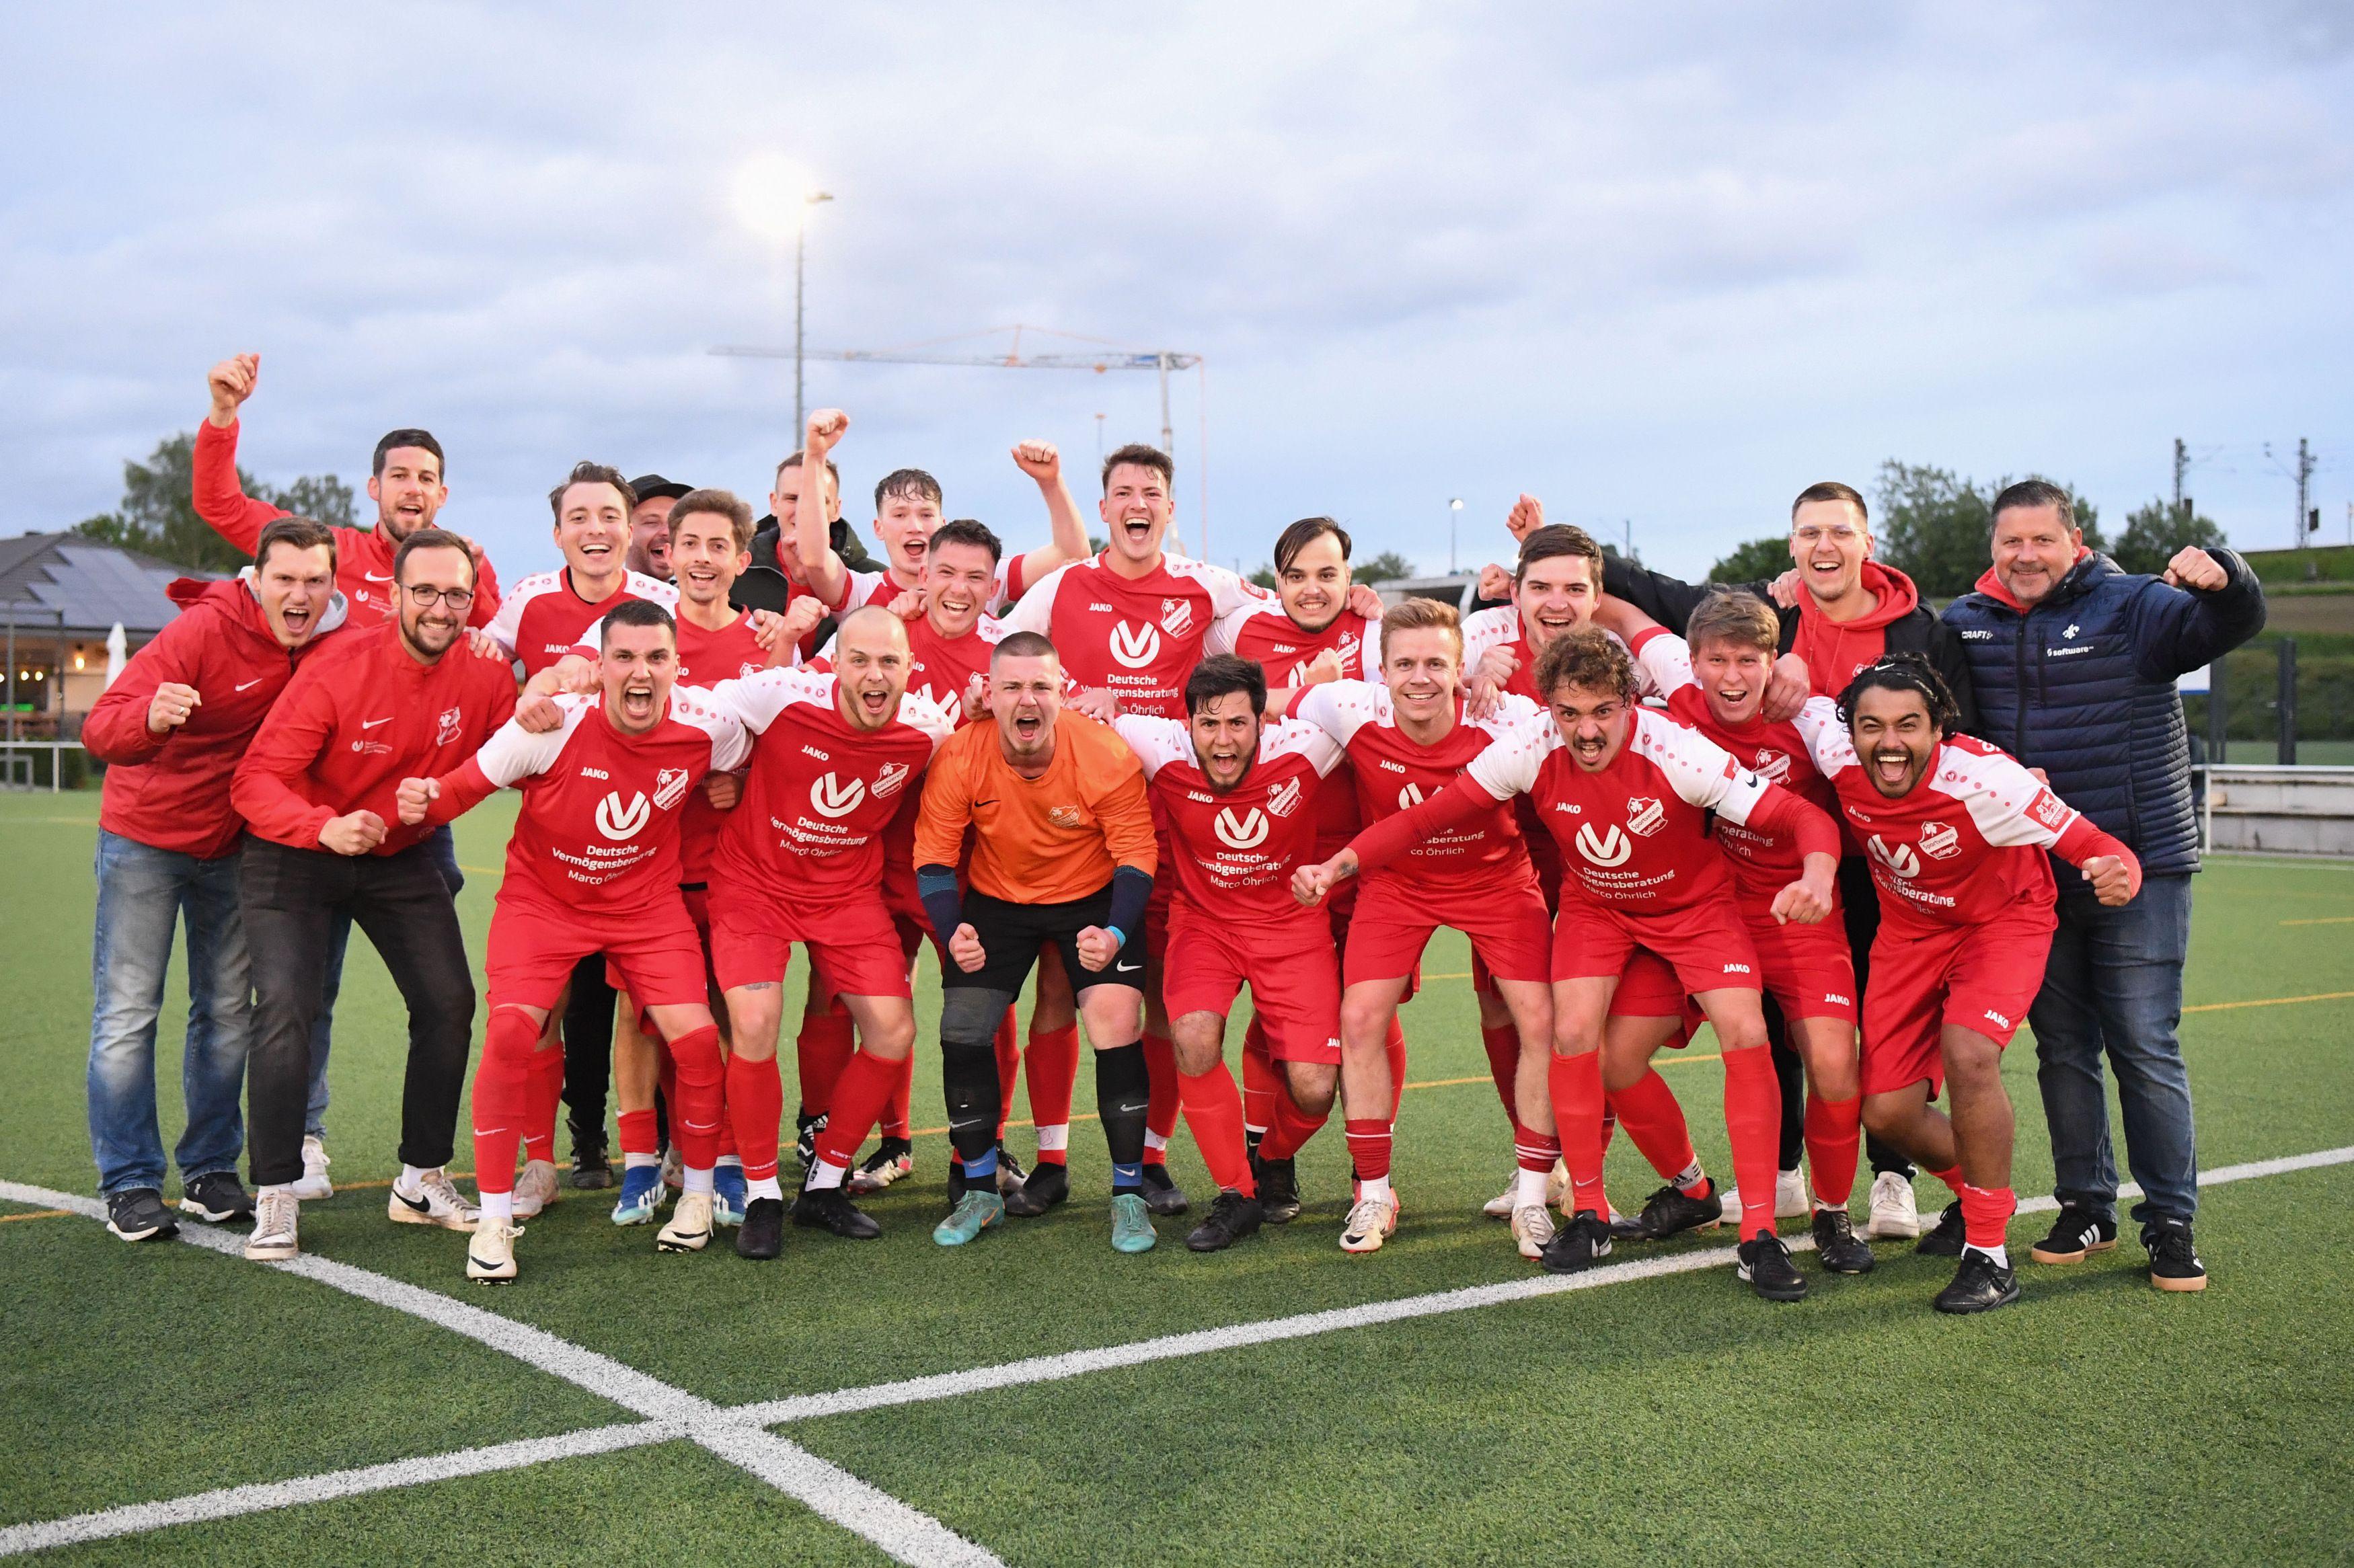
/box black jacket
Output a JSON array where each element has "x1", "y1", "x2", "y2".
[{"x1": 731, "y1": 514, "x2": 879, "y2": 616}]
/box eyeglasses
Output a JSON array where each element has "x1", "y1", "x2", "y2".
[
  {"x1": 1791, "y1": 526, "x2": 1863, "y2": 545},
  {"x1": 405, "y1": 584, "x2": 476, "y2": 610}
]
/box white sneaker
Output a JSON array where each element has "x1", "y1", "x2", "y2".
[
  {"x1": 1776, "y1": 1167, "x2": 1809, "y2": 1220},
  {"x1": 1718, "y1": 1185, "x2": 1745, "y2": 1228},
  {"x1": 512, "y1": 1159, "x2": 562, "y2": 1219},
  {"x1": 657, "y1": 1189, "x2": 714, "y2": 1253},
  {"x1": 1483, "y1": 1170, "x2": 1518, "y2": 1218},
  {"x1": 1862, "y1": 1170, "x2": 1920, "y2": 1240},
  {"x1": 1548, "y1": 1157, "x2": 1570, "y2": 1208},
  {"x1": 388, "y1": 1167, "x2": 480, "y2": 1232},
  {"x1": 466, "y1": 1217, "x2": 521, "y2": 1284},
  {"x1": 660, "y1": 1146, "x2": 683, "y2": 1191},
  {"x1": 243, "y1": 1189, "x2": 299, "y2": 1261},
  {"x1": 1340, "y1": 1193, "x2": 1400, "y2": 1254},
  {"x1": 1511, "y1": 1204, "x2": 1556, "y2": 1261},
  {"x1": 292, "y1": 1136, "x2": 334, "y2": 1201}
]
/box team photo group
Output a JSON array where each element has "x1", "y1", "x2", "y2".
[{"x1": 87, "y1": 350, "x2": 2268, "y2": 1319}]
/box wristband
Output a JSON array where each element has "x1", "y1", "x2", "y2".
[{"x1": 1103, "y1": 926, "x2": 1127, "y2": 950}]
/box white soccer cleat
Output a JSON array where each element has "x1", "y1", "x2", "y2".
[
  {"x1": 243, "y1": 1189, "x2": 299, "y2": 1262},
  {"x1": 387, "y1": 1167, "x2": 480, "y2": 1232},
  {"x1": 466, "y1": 1218, "x2": 521, "y2": 1284},
  {"x1": 1511, "y1": 1203, "x2": 1557, "y2": 1261},
  {"x1": 1483, "y1": 1170, "x2": 1517, "y2": 1219},
  {"x1": 1718, "y1": 1187, "x2": 1745, "y2": 1228},
  {"x1": 660, "y1": 1146, "x2": 684, "y2": 1191},
  {"x1": 1776, "y1": 1167, "x2": 1809, "y2": 1220},
  {"x1": 1340, "y1": 1193, "x2": 1400, "y2": 1254},
  {"x1": 511, "y1": 1159, "x2": 562, "y2": 1219},
  {"x1": 1862, "y1": 1170, "x2": 1921, "y2": 1240},
  {"x1": 656, "y1": 1189, "x2": 714, "y2": 1252},
  {"x1": 292, "y1": 1135, "x2": 334, "y2": 1201}
]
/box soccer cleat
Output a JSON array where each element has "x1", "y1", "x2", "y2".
[
  {"x1": 1915, "y1": 1201, "x2": 1966, "y2": 1257},
  {"x1": 2030, "y1": 1203, "x2": 2119, "y2": 1264},
  {"x1": 1139, "y1": 1161, "x2": 1189, "y2": 1216},
  {"x1": 1775, "y1": 1167, "x2": 1809, "y2": 1220},
  {"x1": 610, "y1": 1165, "x2": 666, "y2": 1225},
  {"x1": 2143, "y1": 1218, "x2": 2207, "y2": 1292},
  {"x1": 1484, "y1": 1170, "x2": 1519, "y2": 1219},
  {"x1": 1254, "y1": 1156, "x2": 1301, "y2": 1225},
  {"x1": 1861, "y1": 1169, "x2": 1920, "y2": 1240},
  {"x1": 659, "y1": 1145, "x2": 683, "y2": 1191},
  {"x1": 994, "y1": 1145, "x2": 1028, "y2": 1198},
  {"x1": 510, "y1": 1159, "x2": 562, "y2": 1220},
  {"x1": 1003, "y1": 1160, "x2": 1069, "y2": 1218},
  {"x1": 1934, "y1": 1249, "x2": 2020, "y2": 1314},
  {"x1": 1607, "y1": 1207, "x2": 1648, "y2": 1241},
  {"x1": 387, "y1": 1168, "x2": 479, "y2": 1231},
  {"x1": 1810, "y1": 1207, "x2": 1876, "y2": 1275},
  {"x1": 1511, "y1": 1203, "x2": 1557, "y2": 1261},
  {"x1": 656, "y1": 1189, "x2": 714, "y2": 1252},
  {"x1": 243, "y1": 1189, "x2": 299, "y2": 1261},
  {"x1": 1540, "y1": 1210, "x2": 1613, "y2": 1274},
  {"x1": 179, "y1": 1171, "x2": 254, "y2": 1224},
  {"x1": 794, "y1": 1112, "x2": 827, "y2": 1171},
  {"x1": 1635, "y1": 1180, "x2": 1723, "y2": 1241},
  {"x1": 292, "y1": 1135, "x2": 334, "y2": 1201},
  {"x1": 466, "y1": 1217, "x2": 521, "y2": 1284},
  {"x1": 1110, "y1": 1191, "x2": 1159, "y2": 1253},
  {"x1": 1185, "y1": 1190, "x2": 1264, "y2": 1253},
  {"x1": 734, "y1": 1197, "x2": 785, "y2": 1259},
  {"x1": 105, "y1": 1188, "x2": 180, "y2": 1243},
  {"x1": 1339, "y1": 1193, "x2": 1400, "y2": 1254},
  {"x1": 711, "y1": 1165, "x2": 747, "y2": 1228},
  {"x1": 933, "y1": 1189, "x2": 1003, "y2": 1247},
  {"x1": 846, "y1": 1137, "x2": 914, "y2": 1194},
  {"x1": 1736, "y1": 1232, "x2": 1809, "y2": 1301},
  {"x1": 792, "y1": 1185, "x2": 882, "y2": 1240},
  {"x1": 569, "y1": 1125, "x2": 613, "y2": 1191}
]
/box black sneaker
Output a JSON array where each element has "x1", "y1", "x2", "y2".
[
  {"x1": 1186, "y1": 1190, "x2": 1264, "y2": 1253},
  {"x1": 178, "y1": 1171, "x2": 254, "y2": 1224},
  {"x1": 1636, "y1": 1179, "x2": 1723, "y2": 1241},
  {"x1": 1934, "y1": 1249, "x2": 2020, "y2": 1314},
  {"x1": 1540, "y1": 1210, "x2": 1614, "y2": 1274},
  {"x1": 1254, "y1": 1155, "x2": 1301, "y2": 1224},
  {"x1": 1139, "y1": 1161, "x2": 1189, "y2": 1217},
  {"x1": 1003, "y1": 1159, "x2": 1069, "y2": 1218},
  {"x1": 1810, "y1": 1207, "x2": 1876, "y2": 1275},
  {"x1": 2143, "y1": 1218, "x2": 2207, "y2": 1292},
  {"x1": 794, "y1": 1113, "x2": 827, "y2": 1171},
  {"x1": 1915, "y1": 1201, "x2": 1966, "y2": 1257},
  {"x1": 2029, "y1": 1203, "x2": 2117, "y2": 1264},
  {"x1": 792, "y1": 1185, "x2": 882, "y2": 1241},
  {"x1": 1737, "y1": 1232, "x2": 1809, "y2": 1301},
  {"x1": 994, "y1": 1144, "x2": 1028, "y2": 1198},
  {"x1": 568, "y1": 1124, "x2": 613, "y2": 1191},
  {"x1": 734, "y1": 1196, "x2": 785, "y2": 1259},
  {"x1": 106, "y1": 1188, "x2": 180, "y2": 1243}
]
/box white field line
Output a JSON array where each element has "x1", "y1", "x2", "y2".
[{"x1": 7, "y1": 1142, "x2": 2350, "y2": 1559}]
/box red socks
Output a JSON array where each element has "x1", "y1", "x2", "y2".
[
  {"x1": 993, "y1": 1009, "x2": 1020, "y2": 1140},
  {"x1": 1548, "y1": 1052, "x2": 1608, "y2": 1218},
  {"x1": 1803, "y1": 1091, "x2": 1862, "y2": 1208},
  {"x1": 880, "y1": 1054, "x2": 913, "y2": 1140},
  {"x1": 1259, "y1": 1076, "x2": 1329, "y2": 1162},
  {"x1": 1607, "y1": 1068, "x2": 1697, "y2": 1181},
  {"x1": 470, "y1": 1008, "x2": 540, "y2": 1196},
  {"x1": 1720, "y1": 1046, "x2": 1782, "y2": 1243},
  {"x1": 723, "y1": 1050, "x2": 784, "y2": 1183},
  {"x1": 1385, "y1": 1016, "x2": 1408, "y2": 1121},
  {"x1": 814, "y1": 1050, "x2": 902, "y2": 1171},
  {"x1": 1240, "y1": 1018, "x2": 1277, "y2": 1134},
  {"x1": 1513, "y1": 1120, "x2": 1563, "y2": 1175},
  {"x1": 523, "y1": 1040, "x2": 564, "y2": 1163},
  {"x1": 1343, "y1": 1118, "x2": 1392, "y2": 1183},
  {"x1": 1928, "y1": 1163, "x2": 1965, "y2": 1197},
  {"x1": 1480, "y1": 1023, "x2": 1519, "y2": 1122},
  {"x1": 1142, "y1": 1030, "x2": 1180, "y2": 1155},
  {"x1": 666, "y1": 1024, "x2": 725, "y2": 1171},
  {"x1": 794, "y1": 1000, "x2": 854, "y2": 1120},
  {"x1": 1959, "y1": 1181, "x2": 2016, "y2": 1251},
  {"x1": 1024, "y1": 1021, "x2": 1080, "y2": 1165},
  {"x1": 617, "y1": 1107, "x2": 658, "y2": 1161},
  {"x1": 1176, "y1": 1062, "x2": 1256, "y2": 1196}
]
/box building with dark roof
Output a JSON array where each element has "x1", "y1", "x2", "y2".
[{"x1": 0, "y1": 533, "x2": 223, "y2": 738}]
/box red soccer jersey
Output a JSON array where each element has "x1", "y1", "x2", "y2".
[
  {"x1": 1461, "y1": 609, "x2": 1650, "y2": 705},
  {"x1": 705, "y1": 668, "x2": 956, "y2": 904},
  {"x1": 1114, "y1": 714, "x2": 1344, "y2": 931},
  {"x1": 827, "y1": 556, "x2": 1041, "y2": 621},
  {"x1": 1001, "y1": 552, "x2": 1262, "y2": 718},
  {"x1": 1466, "y1": 706, "x2": 1778, "y2": 913},
  {"x1": 673, "y1": 610, "x2": 775, "y2": 881},
  {"x1": 1211, "y1": 600, "x2": 1377, "y2": 853},
  {"x1": 1291, "y1": 679, "x2": 1541, "y2": 894},
  {"x1": 486, "y1": 567, "x2": 678, "y2": 678}
]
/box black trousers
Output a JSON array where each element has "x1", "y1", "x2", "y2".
[
  {"x1": 561, "y1": 953, "x2": 615, "y2": 1145},
  {"x1": 1764, "y1": 854, "x2": 1913, "y2": 1179},
  {"x1": 238, "y1": 835, "x2": 476, "y2": 1188}
]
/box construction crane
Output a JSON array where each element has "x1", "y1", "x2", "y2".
[{"x1": 710, "y1": 325, "x2": 1210, "y2": 557}]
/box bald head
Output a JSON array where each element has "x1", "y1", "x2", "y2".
[{"x1": 832, "y1": 604, "x2": 914, "y2": 731}]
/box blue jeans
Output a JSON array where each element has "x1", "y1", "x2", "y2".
[
  {"x1": 302, "y1": 826, "x2": 463, "y2": 1140},
  {"x1": 2028, "y1": 873, "x2": 2199, "y2": 1224},
  {"x1": 86, "y1": 830, "x2": 252, "y2": 1195}
]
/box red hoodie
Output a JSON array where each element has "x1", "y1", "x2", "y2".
[
  {"x1": 1969, "y1": 545, "x2": 2094, "y2": 613},
  {"x1": 1788, "y1": 559, "x2": 1925, "y2": 699},
  {"x1": 192, "y1": 419, "x2": 504, "y2": 630},
  {"x1": 231, "y1": 622, "x2": 518, "y2": 855},
  {"x1": 85, "y1": 578, "x2": 349, "y2": 859}
]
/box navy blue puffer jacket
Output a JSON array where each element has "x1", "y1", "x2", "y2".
[{"x1": 1940, "y1": 549, "x2": 2266, "y2": 881}]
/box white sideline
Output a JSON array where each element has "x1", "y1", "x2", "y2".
[{"x1": 5, "y1": 1142, "x2": 2349, "y2": 1559}]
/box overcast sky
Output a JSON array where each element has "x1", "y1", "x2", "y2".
[{"x1": 6, "y1": 3, "x2": 2351, "y2": 582}]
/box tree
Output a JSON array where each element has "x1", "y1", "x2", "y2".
[
  {"x1": 74, "y1": 432, "x2": 354, "y2": 572},
  {"x1": 2112, "y1": 498, "x2": 2228, "y2": 577},
  {"x1": 1710, "y1": 535, "x2": 1792, "y2": 585},
  {"x1": 1357, "y1": 550, "x2": 1416, "y2": 583},
  {"x1": 1247, "y1": 562, "x2": 1279, "y2": 590},
  {"x1": 1873, "y1": 460, "x2": 2103, "y2": 598}
]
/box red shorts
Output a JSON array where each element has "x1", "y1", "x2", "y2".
[
  {"x1": 1860, "y1": 908, "x2": 2055, "y2": 1098},
  {"x1": 1343, "y1": 871, "x2": 1550, "y2": 988},
  {"x1": 1163, "y1": 904, "x2": 1341, "y2": 1064},
  {"x1": 707, "y1": 881, "x2": 913, "y2": 1001},
  {"x1": 1609, "y1": 949, "x2": 1686, "y2": 1019},
  {"x1": 1326, "y1": 877, "x2": 1418, "y2": 1001},
  {"x1": 488, "y1": 890, "x2": 708, "y2": 1014},
  {"x1": 607, "y1": 884, "x2": 717, "y2": 996},
  {"x1": 1743, "y1": 906, "x2": 1858, "y2": 1024},
  {"x1": 1551, "y1": 896, "x2": 1762, "y2": 996}
]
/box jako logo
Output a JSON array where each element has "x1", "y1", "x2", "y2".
[
  {"x1": 1213, "y1": 807, "x2": 1268, "y2": 850},
  {"x1": 1397, "y1": 782, "x2": 1425, "y2": 810},
  {"x1": 1109, "y1": 621, "x2": 1162, "y2": 669},
  {"x1": 1576, "y1": 822, "x2": 1631, "y2": 867},
  {"x1": 596, "y1": 791, "x2": 650, "y2": 840},
  {"x1": 1868, "y1": 835, "x2": 1920, "y2": 877},
  {"x1": 810, "y1": 773, "x2": 866, "y2": 818},
  {"x1": 1983, "y1": 1009, "x2": 2012, "y2": 1029}
]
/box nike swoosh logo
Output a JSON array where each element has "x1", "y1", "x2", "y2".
[
  {"x1": 235, "y1": 678, "x2": 264, "y2": 691},
  {"x1": 365, "y1": 572, "x2": 393, "y2": 582},
  {"x1": 391, "y1": 1189, "x2": 430, "y2": 1213},
  {"x1": 360, "y1": 717, "x2": 393, "y2": 730},
  {"x1": 948, "y1": 1118, "x2": 987, "y2": 1132},
  {"x1": 973, "y1": 799, "x2": 999, "y2": 808},
  {"x1": 1114, "y1": 962, "x2": 1141, "y2": 973}
]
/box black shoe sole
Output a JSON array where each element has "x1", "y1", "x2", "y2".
[
  {"x1": 178, "y1": 1201, "x2": 253, "y2": 1224},
  {"x1": 1540, "y1": 1240, "x2": 1612, "y2": 1276},
  {"x1": 1004, "y1": 1170, "x2": 1070, "y2": 1218},
  {"x1": 792, "y1": 1210, "x2": 882, "y2": 1241},
  {"x1": 570, "y1": 1168, "x2": 615, "y2": 1190},
  {"x1": 735, "y1": 1233, "x2": 784, "y2": 1259},
  {"x1": 1933, "y1": 1284, "x2": 2022, "y2": 1314},
  {"x1": 106, "y1": 1220, "x2": 179, "y2": 1243},
  {"x1": 1738, "y1": 1266, "x2": 1809, "y2": 1302},
  {"x1": 2028, "y1": 1238, "x2": 2116, "y2": 1264},
  {"x1": 1817, "y1": 1244, "x2": 1876, "y2": 1276},
  {"x1": 1260, "y1": 1200, "x2": 1301, "y2": 1226},
  {"x1": 1141, "y1": 1189, "x2": 1190, "y2": 1218}
]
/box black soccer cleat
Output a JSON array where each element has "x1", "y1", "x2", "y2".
[
  {"x1": 2143, "y1": 1218, "x2": 2208, "y2": 1292},
  {"x1": 1810, "y1": 1207, "x2": 1876, "y2": 1275},
  {"x1": 1139, "y1": 1161, "x2": 1190, "y2": 1217},
  {"x1": 1540, "y1": 1210, "x2": 1614, "y2": 1275},
  {"x1": 1003, "y1": 1159, "x2": 1069, "y2": 1218},
  {"x1": 734, "y1": 1196, "x2": 785, "y2": 1259},
  {"x1": 1915, "y1": 1201, "x2": 1966, "y2": 1257},
  {"x1": 792, "y1": 1185, "x2": 882, "y2": 1240},
  {"x1": 106, "y1": 1188, "x2": 180, "y2": 1243},
  {"x1": 794, "y1": 1111, "x2": 827, "y2": 1171},
  {"x1": 568, "y1": 1120, "x2": 613, "y2": 1191},
  {"x1": 1254, "y1": 1156, "x2": 1301, "y2": 1225},
  {"x1": 1934, "y1": 1249, "x2": 2020, "y2": 1314},
  {"x1": 1736, "y1": 1232, "x2": 1809, "y2": 1301},
  {"x1": 1635, "y1": 1179, "x2": 1723, "y2": 1241},
  {"x1": 993, "y1": 1144, "x2": 1028, "y2": 1198},
  {"x1": 2029, "y1": 1202, "x2": 2118, "y2": 1265},
  {"x1": 178, "y1": 1171, "x2": 254, "y2": 1224},
  {"x1": 1186, "y1": 1190, "x2": 1265, "y2": 1253}
]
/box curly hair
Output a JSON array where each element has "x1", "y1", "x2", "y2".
[
  {"x1": 1534, "y1": 627, "x2": 1634, "y2": 702},
  {"x1": 1835, "y1": 651, "x2": 1959, "y2": 734}
]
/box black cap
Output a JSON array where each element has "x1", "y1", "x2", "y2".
[{"x1": 628, "y1": 473, "x2": 693, "y2": 504}]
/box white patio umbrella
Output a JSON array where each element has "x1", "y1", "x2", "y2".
[{"x1": 103, "y1": 622, "x2": 126, "y2": 688}]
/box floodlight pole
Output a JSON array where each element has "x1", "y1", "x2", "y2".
[{"x1": 794, "y1": 191, "x2": 834, "y2": 440}]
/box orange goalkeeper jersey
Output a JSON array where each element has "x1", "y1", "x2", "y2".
[{"x1": 913, "y1": 711, "x2": 1157, "y2": 904}]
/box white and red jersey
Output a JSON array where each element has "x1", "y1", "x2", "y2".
[
  {"x1": 826, "y1": 554, "x2": 1044, "y2": 621},
  {"x1": 1794, "y1": 700, "x2": 2081, "y2": 929},
  {"x1": 486, "y1": 567, "x2": 678, "y2": 678},
  {"x1": 1461, "y1": 608, "x2": 1648, "y2": 705},
  {"x1": 1114, "y1": 715, "x2": 1344, "y2": 931},
  {"x1": 460, "y1": 689, "x2": 749, "y2": 912},
  {"x1": 1001, "y1": 552, "x2": 1262, "y2": 717},
  {"x1": 705, "y1": 668, "x2": 956, "y2": 904},
  {"x1": 1291, "y1": 678, "x2": 1541, "y2": 894},
  {"x1": 671, "y1": 611, "x2": 775, "y2": 881},
  {"x1": 815, "y1": 611, "x2": 1014, "y2": 723},
  {"x1": 1466, "y1": 707, "x2": 1776, "y2": 913},
  {"x1": 1210, "y1": 601, "x2": 1379, "y2": 853}
]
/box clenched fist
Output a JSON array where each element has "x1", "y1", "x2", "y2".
[
  {"x1": 318, "y1": 810, "x2": 387, "y2": 856},
  {"x1": 1011, "y1": 440, "x2": 1061, "y2": 483},
  {"x1": 1505, "y1": 494, "x2": 1545, "y2": 543},
  {"x1": 2162, "y1": 548, "x2": 2227, "y2": 592},
  {"x1": 147, "y1": 681, "x2": 201, "y2": 735},
  {"x1": 2081, "y1": 854, "x2": 2139, "y2": 907},
  {"x1": 805, "y1": 408, "x2": 849, "y2": 457},
  {"x1": 394, "y1": 777, "x2": 439, "y2": 826},
  {"x1": 206, "y1": 353, "x2": 259, "y2": 427},
  {"x1": 949, "y1": 922, "x2": 987, "y2": 974}
]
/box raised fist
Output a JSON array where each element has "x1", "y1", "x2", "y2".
[
  {"x1": 2162, "y1": 548, "x2": 2227, "y2": 592},
  {"x1": 703, "y1": 772, "x2": 743, "y2": 811},
  {"x1": 206, "y1": 353, "x2": 259, "y2": 425},
  {"x1": 805, "y1": 408, "x2": 849, "y2": 457},
  {"x1": 1074, "y1": 925, "x2": 1120, "y2": 973},
  {"x1": 1505, "y1": 494, "x2": 1545, "y2": 543},
  {"x1": 1011, "y1": 440, "x2": 1060, "y2": 482},
  {"x1": 147, "y1": 681, "x2": 201, "y2": 735},
  {"x1": 394, "y1": 777, "x2": 439, "y2": 827},
  {"x1": 1477, "y1": 563, "x2": 1513, "y2": 603}
]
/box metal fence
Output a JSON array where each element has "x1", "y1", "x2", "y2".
[{"x1": 0, "y1": 740, "x2": 87, "y2": 792}]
